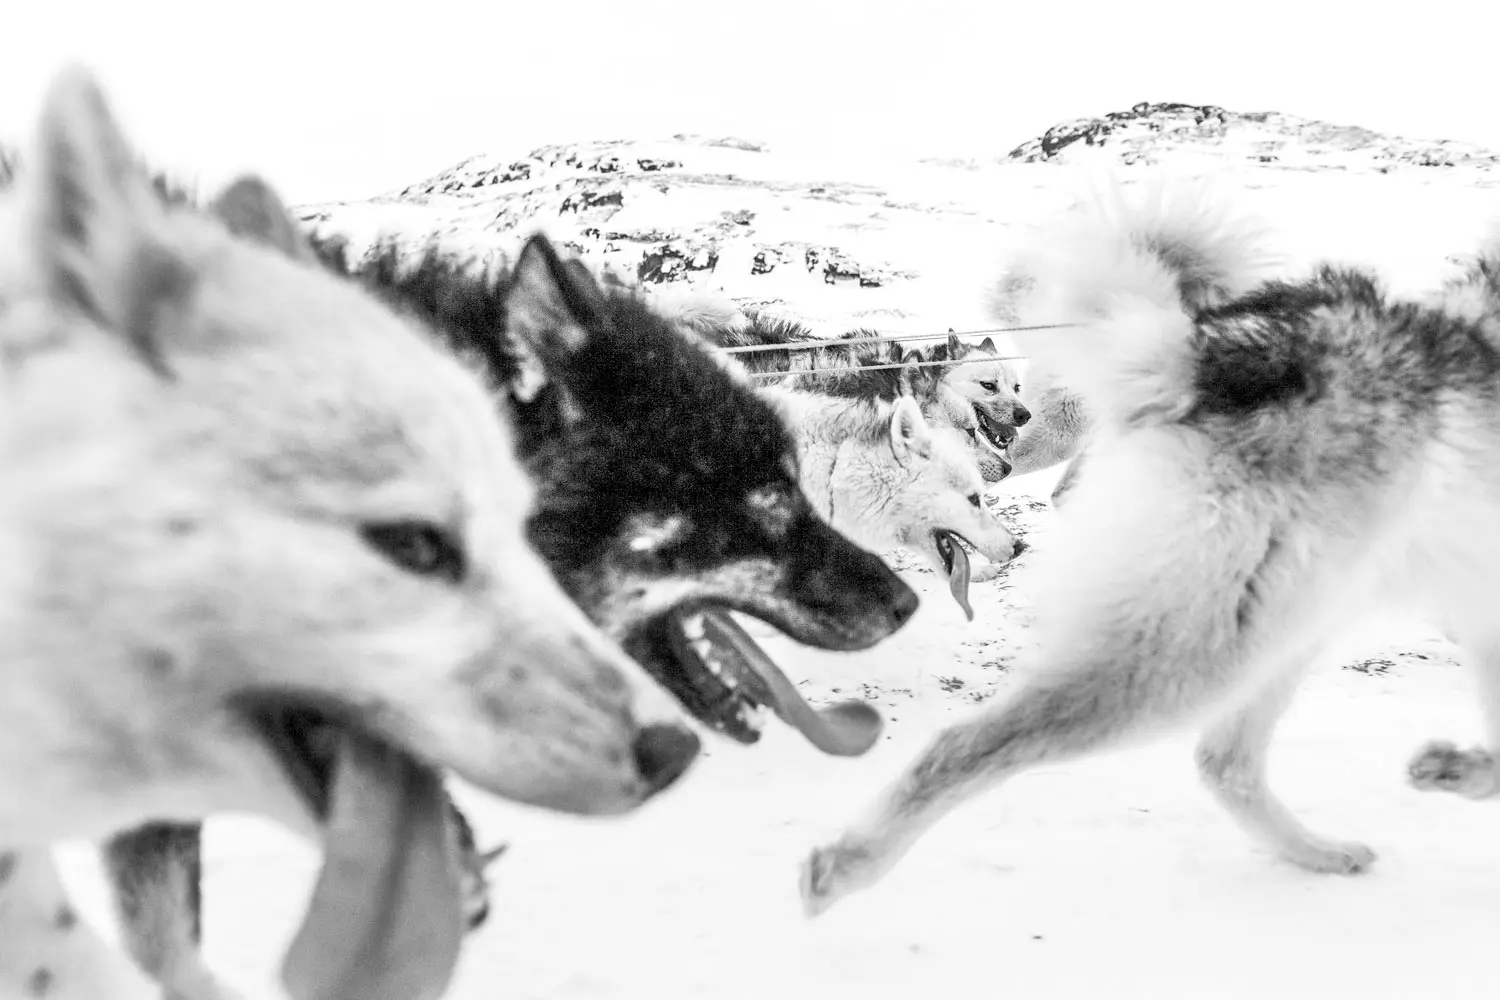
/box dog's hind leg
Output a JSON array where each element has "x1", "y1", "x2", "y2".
[
  {"x1": 800, "y1": 635, "x2": 1278, "y2": 916},
  {"x1": 1409, "y1": 637, "x2": 1500, "y2": 800},
  {"x1": 102, "y1": 823, "x2": 242, "y2": 1000},
  {"x1": 1196, "y1": 667, "x2": 1376, "y2": 872}
]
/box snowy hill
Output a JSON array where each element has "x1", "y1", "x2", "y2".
[
  {"x1": 1007, "y1": 100, "x2": 1500, "y2": 171},
  {"x1": 294, "y1": 106, "x2": 1500, "y2": 334}
]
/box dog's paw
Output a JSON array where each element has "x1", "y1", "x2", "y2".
[
  {"x1": 800, "y1": 839, "x2": 878, "y2": 919},
  {"x1": 1283, "y1": 838, "x2": 1377, "y2": 875},
  {"x1": 1408, "y1": 740, "x2": 1499, "y2": 799}
]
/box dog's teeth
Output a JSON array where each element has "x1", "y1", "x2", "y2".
[
  {"x1": 690, "y1": 639, "x2": 721, "y2": 671},
  {"x1": 682, "y1": 614, "x2": 706, "y2": 641},
  {"x1": 739, "y1": 702, "x2": 770, "y2": 731}
]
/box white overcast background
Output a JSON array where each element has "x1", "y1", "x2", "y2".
[{"x1": 1, "y1": 0, "x2": 1493, "y2": 204}]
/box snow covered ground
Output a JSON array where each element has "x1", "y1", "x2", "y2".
[
  {"x1": 54, "y1": 470, "x2": 1500, "y2": 1000},
  {"x1": 50, "y1": 155, "x2": 1500, "y2": 999}
]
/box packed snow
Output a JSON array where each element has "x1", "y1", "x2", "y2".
[{"x1": 49, "y1": 129, "x2": 1500, "y2": 999}]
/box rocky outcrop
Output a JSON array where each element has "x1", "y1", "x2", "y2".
[
  {"x1": 303, "y1": 136, "x2": 920, "y2": 298},
  {"x1": 1007, "y1": 101, "x2": 1500, "y2": 171},
  {"x1": 294, "y1": 108, "x2": 1498, "y2": 330}
]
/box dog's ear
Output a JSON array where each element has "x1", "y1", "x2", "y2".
[
  {"x1": 503, "y1": 233, "x2": 606, "y2": 405},
  {"x1": 506, "y1": 233, "x2": 605, "y2": 358},
  {"x1": 26, "y1": 65, "x2": 193, "y2": 377},
  {"x1": 978, "y1": 336, "x2": 996, "y2": 353},
  {"x1": 946, "y1": 332, "x2": 966, "y2": 358},
  {"x1": 903, "y1": 351, "x2": 943, "y2": 401},
  {"x1": 889, "y1": 395, "x2": 933, "y2": 467},
  {"x1": 210, "y1": 175, "x2": 315, "y2": 263}
]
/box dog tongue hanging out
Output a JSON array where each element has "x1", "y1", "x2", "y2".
[{"x1": 0, "y1": 65, "x2": 700, "y2": 1000}]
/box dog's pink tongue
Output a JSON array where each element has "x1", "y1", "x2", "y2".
[
  {"x1": 282, "y1": 732, "x2": 464, "y2": 1000},
  {"x1": 947, "y1": 540, "x2": 974, "y2": 622},
  {"x1": 700, "y1": 611, "x2": 883, "y2": 756}
]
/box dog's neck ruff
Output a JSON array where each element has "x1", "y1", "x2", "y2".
[{"x1": 0, "y1": 850, "x2": 161, "y2": 1000}]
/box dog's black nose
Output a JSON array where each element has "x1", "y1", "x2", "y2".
[
  {"x1": 1013, "y1": 404, "x2": 1031, "y2": 427},
  {"x1": 890, "y1": 584, "x2": 921, "y2": 627},
  {"x1": 632, "y1": 724, "x2": 701, "y2": 794},
  {"x1": 1011, "y1": 538, "x2": 1027, "y2": 559}
]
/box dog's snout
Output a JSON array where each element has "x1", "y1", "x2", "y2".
[
  {"x1": 1011, "y1": 537, "x2": 1027, "y2": 559},
  {"x1": 891, "y1": 586, "x2": 920, "y2": 627},
  {"x1": 1013, "y1": 404, "x2": 1031, "y2": 427},
  {"x1": 631, "y1": 724, "x2": 701, "y2": 794}
]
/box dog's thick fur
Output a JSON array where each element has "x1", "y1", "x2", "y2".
[
  {"x1": 798, "y1": 179, "x2": 1500, "y2": 915},
  {"x1": 104, "y1": 229, "x2": 922, "y2": 995},
  {"x1": 993, "y1": 185, "x2": 1282, "y2": 503},
  {"x1": 1, "y1": 67, "x2": 699, "y2": 999},
  {"x1": 707, "y1": 310, "x2": 1030, "y2": 481}
]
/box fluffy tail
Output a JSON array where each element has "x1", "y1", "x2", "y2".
[
  {"x1": 649, "y1": 285, "x2": 750, "y2": 339},
  {"x1": 996, "y1": 177, "x2": 1281, "y2": 426},
  {"x1": 1432, "y1": 218, "x2": 1500, "y2": 344}
]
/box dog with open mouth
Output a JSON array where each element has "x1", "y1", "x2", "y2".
[
  {"x1": 0, "y1": 66, "x2": 702, "y2": 1000},
  {"x1": 684, "y1": 307, "x2": 1025, "y2": 611},
  {"x1": 759, "y1": 386, "x2": 1025, "y2": 620},
  {"x1": 99, "y1": 222, "x2": 925, "y2": 995}
]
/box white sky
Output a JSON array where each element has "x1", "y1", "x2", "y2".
[{"x1": 2, "y1": 0, "x2": 1494, "y2": 206}]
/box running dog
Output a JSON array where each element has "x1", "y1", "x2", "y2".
[
  {"x1": 798, "y1": 178, "x2": 1500, "y2": 915},
  {"x1": 0, "y1": 66, "x2": 699, "y2": 1000},
  {"x1": 104, "y1": 224, "x2": 923, "y2": 994}
]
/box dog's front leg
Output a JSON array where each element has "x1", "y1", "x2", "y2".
[
  {"x1": 799, "y1": 642, "x2": 1255, "y2": 917},
  {"x1": 1197, "y1": 668, "x2": 1377, "y2": 873},
  {"x1": 102, "y1": 823, "x2": 243, "y2": 1000}
]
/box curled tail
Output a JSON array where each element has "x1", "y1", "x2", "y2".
[
  {"x1": 1432, "y1": 219, "x2": 1500, "y2": 344},
  {"x1": 996, "y1": 178, "x2": 1281, "y2": 427}
]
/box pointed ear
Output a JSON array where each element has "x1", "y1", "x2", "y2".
[
  {"x1": 946, "y1": 332, "x2": 964, "y2": 357},
  {"x1": 889, "y1": 395, "x2": 933, "y2": 467},
  {"x1": 503, "y1": 234, "x2": 604, "y2": 407},
  {"x1": 505, "y1": 234, "x2": 605, "y2": 360},
  {"x1": 978, "y1": 336, "x2": 996, "y2": 353},
  {"x1": 27, "y1": 66, "x2": 191, "y2": 377},
  {"x1": 210, "y1": 175, "x2": 314, "y2": 263}
]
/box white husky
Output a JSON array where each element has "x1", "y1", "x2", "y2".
[{"x1": 0, "y1": 66, "x2": 696, "y2": 1000}]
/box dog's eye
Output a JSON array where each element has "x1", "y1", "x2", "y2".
[
  {"x1": 979, "y1": 381, "x2": 997, "y2": 392},
  {"x1": 361, "y1": 521, "x2": 466, "y2": 583},
  {"x1": 1013, "y1": 383, "x2": 1021, "y2": 393},
  {"x1": 967, "y1": 493, "x2": 982, "y2": 508}
]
